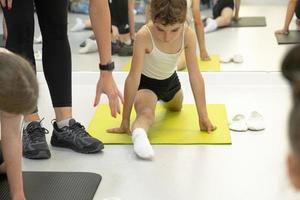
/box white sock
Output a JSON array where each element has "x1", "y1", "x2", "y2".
[
  {"x1": 204, "y1": 18, "x2": 218, "y2": 33},
  {"x1": 132, "y1": 128, "x2": 154, "y2": 159},
  {"x1": 79, "y1": 38, "x2": 98, "y2": 54},
  {"x1": 34, "y1": 35, "x2": 42, "y2": 44},
  {"x1": 56, "y1": 118, "x2": 73, "y2": 129},
  {"x1": 70, "y1": 18, "x2": 86, "y2": 32}
]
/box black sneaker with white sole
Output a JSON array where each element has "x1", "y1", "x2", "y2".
[
  {"x1": 50, "y1": 119, "x2": 104, "y2": 153},
  {"x1": 22, "y1": 121, "x2": 51, "y2": 159}
]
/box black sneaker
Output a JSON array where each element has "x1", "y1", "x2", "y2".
[
  {"x1": 118, "y1": 42, "x2": 133, "y2": 56},
  {"x1": 22, "y1": 121, "x2": 51, "y2": 159},
  {"x1": 50, "y1": 119, "x2": 104, "y2": 153},
  {"x1": 112, "y1": 41, "x2": 121, "y2": 55}
]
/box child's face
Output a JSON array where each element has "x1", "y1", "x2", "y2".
[{"x1": 153, "y1": 23, "x2": 183, "y2": 43}]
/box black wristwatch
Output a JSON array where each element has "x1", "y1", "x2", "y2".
[{"x1": 99, "y1": 61, "x2": 115, "y2": 71}]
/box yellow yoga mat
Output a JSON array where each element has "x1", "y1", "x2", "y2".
[
  {"x1": 198, "y1": 54, "x2": 220, "y2": 72},
  {"x1": 88, "y1": 104, "x2": 231, "y2": 144},
  {"x1": 121, "y1": 54, "x2": 220, "y2": 72}
]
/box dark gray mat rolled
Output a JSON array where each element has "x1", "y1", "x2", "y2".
[
  {"x1": 275, "y1": 31, "x2": 300, "y2": 44},
  {"x1": 230, "y1": 17, "x2": 266, "y2": 27},
  {"x1": 135, "y1": 22, "x2": 145, "y2": 32},
  {"x1": 0, "y1": 171, "x2": 101, "y2": 200},
  {"x1": 0, "y1": 34, "x2": 5, "y2": 47}
]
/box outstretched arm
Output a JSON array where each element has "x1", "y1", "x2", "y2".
[
  {"x1": 192, "y1": 0, "x2": 210, "y2": 60},
  {"x1": 1, "y1": 112, "x2": 25, "y2": 200},
  {"x1": 184, "y1": 28, "x2": 216, "y2": 133},
  {"x1": 276, "y1": 0, "x2": 298, "y2": 34},
  {"x1": 107, "y1": 30, "x2": 147, "y2": 133},
  {"x1": 89, "y1": 0, "x2": 123, "y2": 117}
]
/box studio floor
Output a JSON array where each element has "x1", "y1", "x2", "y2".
[{"x1": 1, "y1": 3, "x2": 300, "y2": 200}]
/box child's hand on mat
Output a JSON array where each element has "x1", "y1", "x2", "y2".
[
  {"x1": 275, "y1": 29, "x2": 289, "y2": 35},
  {"x1": 94, "y1": 72, "x2": 124, "y2": 118},
  {"x1": 106, "y1": 120, "x2": 130, "y2": 134},
  {"x1": 200, "y1": 50, "x2": 210, "y2": 61},
  {"x1": 199, "y1": 117, "x2": 216, "y2": 133}
]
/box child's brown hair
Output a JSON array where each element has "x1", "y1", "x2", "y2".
[
  {"x1": 0, "y1": 50, "x2": 38, "y2": 114},
  {"x1": 150, "y1": 0, "x2": 187, "y2": 26}
]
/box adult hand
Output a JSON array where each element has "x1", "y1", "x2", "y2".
[
  {"x1": 199, "y1": 117, "x2": 217, "y2": 133},
  {"x1": 0, "y1": 0, "x2": 12, "y2": 9},
  {"x1": 94, "y1": 71, "x2": 123, "y2": 118},
  {"x1": 275, "y1": 29, "x2": 289, "y2": 35},
  {"x1": 106, "y1": 119, "x2": 130, "y2": 134}
]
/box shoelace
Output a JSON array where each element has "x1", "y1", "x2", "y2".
[
  {"x1": 27, "y1": 119, "x2": 49, "y2": 142},
  {"x1": 68, "y1": 122, "x2": 90, "y2": 138}
]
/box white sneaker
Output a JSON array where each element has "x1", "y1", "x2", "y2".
[
  {"x1": 79, "y1": 38, "x2": 98, "y2": 54},
  {"x1": 247, "y1": 111, "x2": 265, "y2": 131},
  {"x1": 34, "y1": 50, "x2": 42, "y2": 60},
  {"x1": 232, "y1": 54, "x2": 243, "y2": 63},
  {"x1": 34, "y1": 35, "x2": 42, "y2": 44},
  {"x1": 220, "y1": 54, "x2": 243, "y2": 64},
  {"x1": 229, "y1": 114, "x2": 248, "y2": 132}
]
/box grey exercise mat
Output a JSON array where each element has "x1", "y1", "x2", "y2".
[
  {"x1": 135, "y1": 22, "x2": 145, "y2": 32},
  {"x1": 230, "y1": 17, "x2": 266, "y2": 27},
  {"x1": 0, "y1": 34, "x2": 5, "y2": 47},
  {"x1": 275, "y1": 31, "x2": 300, "y2": 44},
  {"x1": 0, "y1": 171, "x2": 101, "y2": 200}
]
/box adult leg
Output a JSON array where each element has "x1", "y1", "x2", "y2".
[
  {"x1": 131, "y1": 89, "x2": 157, "y2": 159},
  {"x1": 35, "y1": 0, "x2": 103, "y2": 153}
]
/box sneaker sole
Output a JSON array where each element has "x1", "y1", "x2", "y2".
[
  {"x1": 23, "y1": 150, "x2": 51, "y2": 159},
  {"x1": 51, "y1": 139, "x2": 104, "y2": 154}
]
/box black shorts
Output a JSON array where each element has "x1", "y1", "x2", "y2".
[
  {"x1": 109, "y1": 0, "x2": 130, "y2": 34},
  {"x1": 213, "y1": 0, "x2": 234, "y2": 19},
  {"x1": 138, "y1": 72, "x2": 181, "y2": 102},
  {"x1": 0, "y1": 142, "x2": 3, "y2": 165},
  {"x1": 295, "y1": 0, "x2": 300, "y2": 19}
]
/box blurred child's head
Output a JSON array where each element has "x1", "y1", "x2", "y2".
[
  {"x1": 0, "y1": 48, "x2": 38, "y2": 114},
  {"x1": 150, "y1": 0, "x2": 187, "y2": 43},
  {"x1": 282, "y1": 45, "x2": 300, "y2": 189}
]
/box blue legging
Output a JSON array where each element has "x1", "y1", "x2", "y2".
[{"x1": 2, "y1": 0, "x2": 72, "y2": 107}]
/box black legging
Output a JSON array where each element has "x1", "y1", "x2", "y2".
[
  {"x1": 2, "y1": 0, "x2": 71, "y2": 107},
  {"x1": 295, "y1": 0, "x2": 300, "y2": 19}
]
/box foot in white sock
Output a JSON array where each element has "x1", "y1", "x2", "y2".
[
  {"x1": 70, "y1": 18, "x2": 86, "y2": 32},
  {"x1": 132, "y1": 128, "x2": 154, "y2": 159},
  {"x1": 79, "y1": 38, "x2": 98, "y2": 54},
  {"x1": 205, "y1": 18, "x2": 218, "y2": 33}
]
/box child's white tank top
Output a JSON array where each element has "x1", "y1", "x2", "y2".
[{"x1": 142, "y1": 25, "x2": 185, "y2": 80}]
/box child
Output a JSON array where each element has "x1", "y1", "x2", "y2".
[
  {"x1": 205, "y1": 0, "x2": 241, "y2": 33},
  {"x1": 108, "y1": 0, "x2": 216, "y2": 159},
  {"x1": 276, "y1": 0, "x2": 300, "y2": 35},
  {"x1": 176, "y1": 0, "x2": 210, "y2": 70},
  {"x1": 0, "y1": 48, "x2": 39, "y2": 200},
  {"x1": 281, "y1": 45, "x2": 300, "y2": 190}
]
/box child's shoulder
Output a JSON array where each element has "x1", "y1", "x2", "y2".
[
  {"x1": 184, "y1": 26, "x2": 196, "y2": 45},
  {"x1": 134, "y1": 25, "x2": 152, "y2": 48}
]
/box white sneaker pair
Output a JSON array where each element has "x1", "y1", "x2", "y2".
[
  {"x1": 220, "y1": 54, "x2": 243, "y2": 63},
  {"x1": 79, "y1": 38, "x2": 98, "y2": 54},
  {"x1": 229, "y1": 111, "x2": 265, "y2": 132}
]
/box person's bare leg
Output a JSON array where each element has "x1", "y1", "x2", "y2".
[
  {"x1": 176, "y1": 52, "x2": 186, "y2": 71},
  {"x1": 119, "y1": 33, "x2": 131, "y2": 44},
  {"x1": 54, "y1": 107, "x2": 72, "y2": 122},
  {"x1": 215, "y1": 8, "x2": 234, "y2": 27},
  {"x1": 163, "y1": 89, "x2": 183, "y2": 112},
  {"x1": 131, "y1": 89, "x2": 157, "y2": 159}
]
